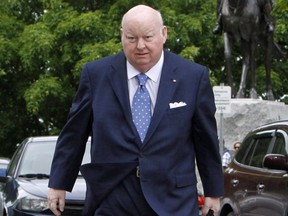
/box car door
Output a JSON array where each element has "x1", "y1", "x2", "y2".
[
  {"x1": 231, "y1": 133, "x2": 272, "y2": 215},
  {"x1": 259, "y1": 129, "x2": 288, "y2": 216},
  {"x1": 237, "y1": 129, "x2": 288, "y2": 216}
]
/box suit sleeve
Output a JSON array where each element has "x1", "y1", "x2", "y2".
[
  {"x1": 192, "y1": 68, "x2": 224, "y2": 197},
  {"x1": 48, "y1": 65, "x2": 93, "y2": 191}
]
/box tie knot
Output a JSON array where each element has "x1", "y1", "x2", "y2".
[{"x1": 136, "y1": 73, "x2": 148, "y2": 86}]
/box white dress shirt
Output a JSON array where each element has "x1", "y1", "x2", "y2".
[{"x1": 127, "y1": 51, "x2": 164, "y2": 115}]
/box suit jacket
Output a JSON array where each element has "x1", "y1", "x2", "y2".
[{"x1": 49, "y1": 50, "x2": 224, "y2": 216}]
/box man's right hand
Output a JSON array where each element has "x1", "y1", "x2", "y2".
[{"x1": 48, "y1": 188, "x2": 66, "y2": 216}]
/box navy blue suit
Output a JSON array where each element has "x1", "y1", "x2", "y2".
[{"x1": 49, "y1": 50, "x2": 224, "y2": 215}]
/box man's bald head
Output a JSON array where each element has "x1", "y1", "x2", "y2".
[{"x1": 121, "y1": 5, "x2": 164, "y2": 31}]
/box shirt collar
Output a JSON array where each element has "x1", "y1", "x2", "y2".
[{"x1": 127, "y1": 51, "x2": 164, "y2": 83}]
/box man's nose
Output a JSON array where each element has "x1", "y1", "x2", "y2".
[{"x1": 137, "y1": 38, "x2": 146, "y2": 49}]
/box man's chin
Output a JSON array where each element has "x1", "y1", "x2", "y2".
[{"x1": 133, "y1": 62, "x2": 152, "y2": 72}]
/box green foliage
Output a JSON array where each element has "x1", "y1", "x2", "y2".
[
  {"x1": 0, "y1": 0, "x2": 287, "y2": 157},
  {"x1": 74, "y1": 40, "x2": 122, "y2": 78},
  {"x1": 273, "y1": 0, "x2": 288, "y2": 90},
  {"x1": 179, "y1": 46, "x2": 199, "y2": 61},
  {"x1": 0, "y1": 37, "x2": 17, "y2": 68},
  {"x1": 19, "y1": 23, "x2": 56, "y2": 71},
  {"x1": 8, "y1": 0, "x2": 45, "y2": 24},
  {"x1": 24, "y1": 75, "x2": 67, "y2": 114}
]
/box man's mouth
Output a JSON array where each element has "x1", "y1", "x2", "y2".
[{"x1": 136, "y1": 53, "x2": 148, "y2": 57}]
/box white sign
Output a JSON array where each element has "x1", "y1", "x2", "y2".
[{"x1": 213, "y1": 86, "x2": 231, "y2": 114}]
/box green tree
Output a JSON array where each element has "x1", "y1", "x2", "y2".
[
  {"x1": 0, "y1": 0, "x2": 287, "y2": 157},
  {"x1": 272, "y1": 0, "x2": 288, "y2": 102}
]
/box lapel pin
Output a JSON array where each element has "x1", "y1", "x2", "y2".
[{"x1": 172, "y1": 79, "x2": 177, "y2": 83}]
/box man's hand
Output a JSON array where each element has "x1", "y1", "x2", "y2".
[
  {"x1": 201, "y1": 197, "x2": 221, "y2": 216},
  {"x1": 48, "y1": 188, "x2": 66, "y2": 216}
]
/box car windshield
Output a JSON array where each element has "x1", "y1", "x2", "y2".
[{"x1": 18, "y1": 140, "x2": 91, "y2": 177}]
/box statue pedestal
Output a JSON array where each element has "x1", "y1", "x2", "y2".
[{"x1": 215, "y1": 99, "x2": 288, "y2": 149}]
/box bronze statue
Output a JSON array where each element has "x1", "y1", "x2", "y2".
[
  {"x1": 213, "y1": 0, "x2": 274, "y2": 35},
  {"x1": 214, "y1": 0, "x2": 283, "y2": 100}
]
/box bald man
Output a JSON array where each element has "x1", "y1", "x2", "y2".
[{"x1": 48, "y1": 5, "x2": 224, "y2": 216}]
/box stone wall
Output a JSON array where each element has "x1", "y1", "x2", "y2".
[{"x1": 215, "y1": 99, "x2": 288, "y2": 151}]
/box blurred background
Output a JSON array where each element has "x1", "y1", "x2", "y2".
[{"x1": 0, "y1": 0, "x2": 287, "y2": 157}]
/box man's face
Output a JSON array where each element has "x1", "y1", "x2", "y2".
[{"x1": 121, "y1": 15, "x2": 167, "y2": 72}]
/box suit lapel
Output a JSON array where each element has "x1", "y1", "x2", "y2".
[
  {"x1": 107, "y1": 53, "x2": 139, "y2": 137},
  {"x1": 106, "y1": 51, "x2": 178, "y2": 146},
  {"x1": 144, "y1": 51, "x2": 178, "y2": 144}
]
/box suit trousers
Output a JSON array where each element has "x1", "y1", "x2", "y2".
[{"x1": 94, "y1": 172, "x2": 158, "y2": 216}]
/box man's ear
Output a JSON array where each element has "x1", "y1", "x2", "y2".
[{"x1": 161, "y1": 26, "x2": 168, "y2": 43}]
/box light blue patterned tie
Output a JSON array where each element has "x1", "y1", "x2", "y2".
[{"x1": 132, "y1": 73, "x2": 151, "y2": 142}]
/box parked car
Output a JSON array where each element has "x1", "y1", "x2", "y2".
[
  {"x1": 0, "y1": 158, "x2": 10, "y2": 177},
  {"x1": 0, "y1": 136, "x2": 91, "y2": 215},
  {"x1": 0, "y1": 136, "x2": 205, "y2": 215},
  {"x1": 0, "y1": 158, "x2": 10, "y2": 216},
  {"x1": 220, "y1": 120, "x2": 288, "y2": 216}
]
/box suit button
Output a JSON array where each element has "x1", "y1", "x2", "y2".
[{"x1": 139, "y1": 152, "x2": 144, "y2": 157}]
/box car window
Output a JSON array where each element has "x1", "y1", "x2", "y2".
[
  {"x1": 235, "y1": 136, "x2": 253, "y2": 164},
  {"x1": 82, "y1": 141, "x2": 91, "y2": 164},
  {"x1": 236, "y1": 130, "x2": 275, "y2": 168},
  {"x1": 18, "y1": 140, "x2": 91, "y2": 176},
  {"x1": 249, "y1": 137, "x2": 271, "y2": 168},
  {"x1": 272, "y1": 132, "x2": 287, "y2": 155},
  {"x1": 19, "y1": 141, "x2": 55, "y2": 175},
  {"x1": 7, "y1": 142, "x2": 26, "y2": 176},
  {"x1": 242, "y1": 138, "x2": 256, "y2": 166}
]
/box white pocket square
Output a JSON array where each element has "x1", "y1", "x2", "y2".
[{"x1": 169, "y1": 101, "x2": 187, "y2": 109}]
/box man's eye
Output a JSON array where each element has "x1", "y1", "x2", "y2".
[
  {"x1": 127, "y1": 36, "x2": 136, "y2": 42},
  {"x1": 145, "y1": 35, "x2": 153, "y2": 41}
]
